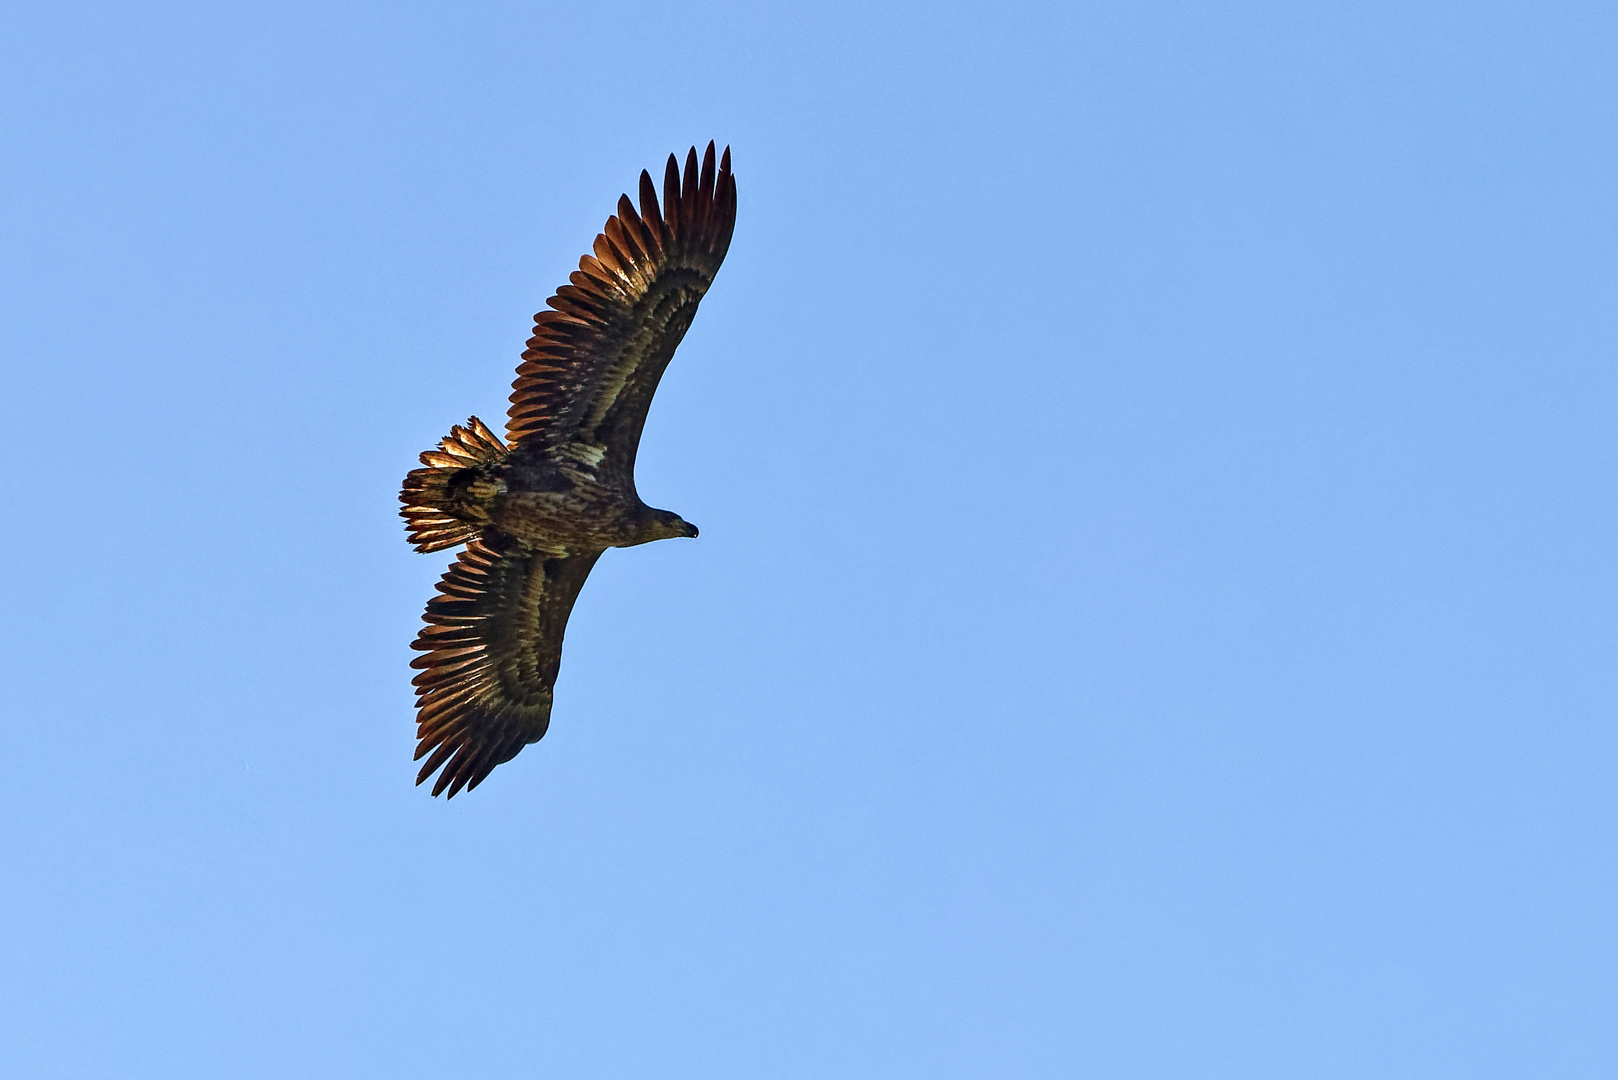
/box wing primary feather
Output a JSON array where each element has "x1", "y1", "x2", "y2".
[
  {"x1": 417, "y1": 739, "x2": 460, "y2": 779},
  {"x1": 590, "y1": 234, "x2": 630, "y2": 281},
  {"x1": 699, "y1": 141, "x2": 716, "y2": 202},
  {"x1": 615, "y1": 193, "x2": 641, "y2": 228},
  {"x1": 682, "y1": 147, "x2": 699, "y2": 209},
  {"x1": 663, "y1": 154, "x2": 682, "y2": 236},
  {"x1": 431, "y1": 766, "x2": 457, "y2": 797},
  {"x1": 621, "y1": 194, "x2": 661, "y2": 258},
  {"x1": 606, "y1": 207, "x2": 640, "y2": 261},
  {"x1": 616, "y1": 193, "x2": 655, "y2": 257},
  {"x1": 601, "y1": 218, "x2": 646, "y2": 286},
  {"x1": 717, "y1": 148, "x2": 737, "y2": 253},
  {"x1": 638, "y1": 170, "x2": 665, "y2": 247}
]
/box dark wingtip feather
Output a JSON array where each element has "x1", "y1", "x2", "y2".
[
  {"x1": 699, "y1": 142, "x2": 716, "y2": 201},
  {"x1": 682, "y1": 147, "x2": 699, "y2": 206},
  {"x1": 616, "y1": 192, "x2": 659, "y2": 258},
  {"x1": 638, "y1": 169, "x2": 665, "y2": 245},
  {"x1": 638, "y1": 169, "x2": 659, "y2": 216}
]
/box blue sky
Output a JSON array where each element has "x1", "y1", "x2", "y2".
[{"x1": 2, "y1": 1, "x2": 1615, "y2": 1076}]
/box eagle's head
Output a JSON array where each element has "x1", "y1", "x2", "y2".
[{"x1": 635, "y1": 508, "x2": 699, "y2": 544}]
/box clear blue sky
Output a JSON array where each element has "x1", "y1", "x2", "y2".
[{"x1": 2, "y1": 1, "x2": 1614, "y2": 1076}]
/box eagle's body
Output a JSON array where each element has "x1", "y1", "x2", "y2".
[{"x1": 398, "y1": 144, "x2": 736, "y2": 797}]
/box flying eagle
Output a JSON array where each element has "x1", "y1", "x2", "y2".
[{"x1": 398, "y1": 143, "x2": 737, "y2": 797}]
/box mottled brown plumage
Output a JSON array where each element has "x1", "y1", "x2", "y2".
[{"x1": 399, "y1": 143, "x2": 736, "y2": 797}]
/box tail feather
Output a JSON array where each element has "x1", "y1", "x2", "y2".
[{"x1": 400, "y1": 416, "x2": 508, "y2": 553}]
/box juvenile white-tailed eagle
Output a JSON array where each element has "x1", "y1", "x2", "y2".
[{"x1": 399, "y1": 143, "x2": 736, "y2": 797}]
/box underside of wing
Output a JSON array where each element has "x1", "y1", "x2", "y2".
[
  {"x1": 411, "y1": 533, "x2": 602, "y2": 797},
  {"x1": 507, "y1": 142, "x2": 737, "y2": 484}
]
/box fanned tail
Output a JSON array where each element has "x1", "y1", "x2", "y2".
[{"x1": 400, "y1": 416, "x2": 508, "y2": 553}]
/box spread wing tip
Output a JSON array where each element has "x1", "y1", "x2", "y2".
[
  {"x1": 413, "y1": 698, "x2": 541, "y2": 797},
  {"x1": 505, "y1": 142, "x2": 735, "y2": 448},
  {"x1": 414, "y1": 726, "x2": 525, "y2": 797}
]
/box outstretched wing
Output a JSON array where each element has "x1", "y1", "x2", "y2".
[
  {"x1": 507, "y1": 142, "x2": 737, "y2": 487},
  {"x1": 410, "y1": 533, "x2": 603, "y2": 797}
]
